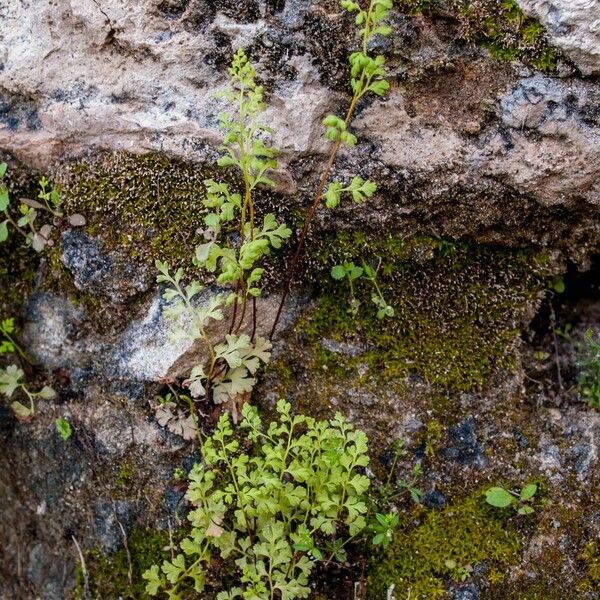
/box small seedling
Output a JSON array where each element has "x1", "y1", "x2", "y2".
[
  {"x1": 0, "y1": 364, "x2": 56, "y2": 419},
  {"x1": 362, "y1": 259, "x2": 394, "y2": 319},
  {"x1": 382, "y1": 438, "x2": 423, "y2": 504},
  {"x1": 331, "y1": 261, "x2": 364, "y2": 315},
  {"x1": 485, "y1": 483, "x2": 537, "y2": 515},
  {"x1": 371, "y1": 512, "x2": 400, "y2": 548},
  {"x1": 395, "y1": 461, "x2": 423, "y2": 504},
  {"x1": 55, "y1": 417, "x2": 73, "y2": 440},
  {"x1": 331, "y1": 257, "x2": 394, "y2": 319}
]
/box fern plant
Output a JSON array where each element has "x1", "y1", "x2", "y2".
[
  {"x1": 143, "y1": 400, "x2": 375, "y2": 599},
  {"x1": 270, "y1": 0, "x2": 394, "y2": 338},
  {"x1": 155, "y1": 49, "x2": 291, "y2": 415}
]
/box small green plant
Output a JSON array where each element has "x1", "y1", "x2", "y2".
[
  {"x1": 331, "y1": 257, "x2": 394, "y2": 319},
  {"x1": 394, "y1": 461, "x2": 423, "y2": 504},
  {"x1": 381, "y1": 438, "x2": 423, "y2": 504},
  {"x1": 143, "y1": 400, "x2": 383, "y2": 599},
  {"x1": 0, "y1": 164, "x2": 85, "y2": 252},
  {"x1": 371, "y1": 512, "x2": 400, "y2": 548},
  {"x1": 0, "y1": 163, "x2": 63, "y2": 251},
  {"x1": 484, "y1": 483, "x2": 537, "y2": 515},
  {"x1": 56, "y1": 417, "x2": 73, "y2": 440},
  {"x1": 331, "y1": 262, "x2": 364, "y2": 316},
  {"x1": 444, "y1": 559, "x2": 470, "y2": 582},
  {"x1": 0, "y1": 364, "x2": 56, "y2": 419},
  {"x1": 0, "y1": 317, "x2": 29, "y2": 361},
  {"x1": 577, "y1": 329, "x2": 600, "y2": 408}
]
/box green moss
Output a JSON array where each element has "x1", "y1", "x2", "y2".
[
  {"x1": 578, "y1": 541, "x2": 600, "y2": 593},
  {"x1": 366, "y1": 490, "x2": 522, "y2": 599},
  {"x1": 56, "y1": 151, "x2": 217, "y2": 268},
  {"x1": 116, "y1": 461, "x2": 136, "y2": 489},
  {"x1": 303, "y1": 233, "x2": 547, "y2": 391},
  {"x1": 74, "y1": 528, "x2": 172, "y2": 600},
  {"x1": 399, "y1": 0, "x2": 558, "y2": 70}
]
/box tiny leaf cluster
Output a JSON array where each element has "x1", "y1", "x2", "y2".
[
  {"x1": 0, "y1": 163, "x2": 85, "y2": 253},
  {"x1": 485, "y1": 483, "x2": 537, "y2": 515},
  {"x1": 331, "y1": 258, "x2": 394, "y2": 319},
  {"x1": 0, "y1": 364, "x2": 56, "y2": 420},
  {"x1": 143, "y1": 400, "x2": 373, "y2": 599}
]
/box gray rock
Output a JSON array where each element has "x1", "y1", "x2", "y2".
[
  {"x1": 441, "y1": 417, "x2": 487, "y2": 469},
  {"x1": 61, "y1": 229, "x2": 153, "y2": 303},
  {"x1": 517, "y1": 0, "x2": 600, "y2": 75},
  {"x1": 95, "y1": 499, "x2": 135, "y2": 553},
  {"x1": 451, "y1": 584, "x2": 480, "y2": 600},
  {"x1": 0, "y1": 1, "x2": 599, "y2": 258}
]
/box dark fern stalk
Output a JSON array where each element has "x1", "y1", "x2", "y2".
[{"x1": 270, "y1": 0, "x2": 394, "y2": 339}]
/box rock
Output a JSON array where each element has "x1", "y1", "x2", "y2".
[
  {"x1": 450, "y1": 583, "x2": 480, "y2": 600},
  {"x1": 422, "y1": 490, "x2": 447, "y2": 509},
  {"x1": 60, "y1": 229, "x2": 153, "y2": 303},
  {"x1": 23, "y1": 283, "x2": 301, "y2": 390},
  {"x1": 517, "y1": 0, "x2": 600, "y2": 75},
  {"x1": 0, "y1": 1, "x2": 598, "y2": 258},
  {"x1": 95, "y1": 499, "x2": 135, "y2": 553},
  {"x1": 441, "y1": 417, "x2": 486, "y2": 469}
]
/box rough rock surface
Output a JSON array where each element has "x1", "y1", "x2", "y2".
[
  {"x1": 0, "y1": 1, "x2": 599, "y2": 260},
  {"x1": 517, "y1": 0, "x2": 600, "y2": 75},
  {"x1": 1, "y1": 1, "x2": 600, "y2": 599}
]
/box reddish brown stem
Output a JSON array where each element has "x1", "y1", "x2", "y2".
[
  {"x1": 251, "y1": 296, "x2": 257, "y2": 342},
  {"x1": 269, "y1": 93, "x2": 361, "y2": 340}
]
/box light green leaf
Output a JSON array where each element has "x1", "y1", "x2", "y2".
[
  {"x1": 0, "y1": 220, "x2": 9, "y2": 242},
  {"x1": 0, "y1": 364, "x2": 24, "y2": 397},
  {"x1": 0, "y1": 188, "x2": 9, "y2": 211},
  {"x1": 485, "y1": 487, "x2": 515, "y2": 508},
  {"x1": 11, "y1": 400, "x2": 32, "y2": 419},
  {"x1": 142, "y1": 565, "x2": 163, "y2": 596},
  {"x1": 37, "y1": 386, "x2": 56, "y2": 400},
  {"x1": 56, "y1": 417, "x2": 73, "y2": 440},
  {"x1": 331, "y1": 265, "x2": 346, "y2": 280},
  {"x1": 520, "y1": 483, "x2": 537, "y2": 501}
]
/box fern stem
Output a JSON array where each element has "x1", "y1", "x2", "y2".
[{"x1": 269, "y1": 82, "x2": 363, "y2": 340}]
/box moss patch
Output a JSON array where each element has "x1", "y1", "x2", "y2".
[
  {"x1": 366, "y1": 490, "x2": 522, "y2": 599},
  {"x1": 302, "y1": 233, "x2": 547, "y2": 391},
  {"x1": 400, "y1": 0, "x2": 558, "y2": 70},
  {"x1": 74, "y1": 528, "x2": 171, "y2": 600},
  {"x1": 56, "y1": 151, "x2": 216, "y2": 268}
]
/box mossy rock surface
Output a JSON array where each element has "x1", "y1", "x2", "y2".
[
  {"x1": 302, "y1": 232, "x2": 548, "y2": 391},
  {"x1": 56, "y1": 151, "x2": 215, "y2": 268},
  {"x1": 74, "y1": 528, "x2": 171, "y2": 600},
  {"x1": 400, "y1": 0, "x2": 559, "y2": 70},
  {"x1": 366, "y1": 490, "x2": 523, "y2": 598}
]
